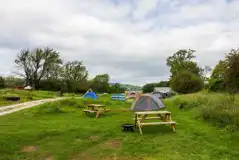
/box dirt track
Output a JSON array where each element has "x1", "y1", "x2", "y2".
[{"x1": 0, "y1": 97, "x2": 66, "y2": 116}]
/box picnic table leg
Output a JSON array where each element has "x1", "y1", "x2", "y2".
[
  {"x1": 169, "y1": 114, "x2": 173, "y2": 121},
  {"x1": 172, "y1": 124, "x2": 176, "y2": 132},
  {"x1": 169, "y1": 114, "x2": 176, "y2": 132},
  {"x1": 96, "y1": 110, "x2": 100, "y2": 118},
  {"x1": 134, "y1": 114, "x2": 137, "y2": 128},
  {"x1": 165, "y1": 114, "x2": 168, "y2": 121},
  {"x1": 138, "y1": 122, "x2": 143, "y2": 135}
]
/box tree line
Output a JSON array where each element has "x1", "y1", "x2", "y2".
[{"x1": 0, "y1": 48, "x2": 125, "y2": 93}]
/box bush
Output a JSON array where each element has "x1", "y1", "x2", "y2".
[
  {"x1": 142, "y1": 83, "x2": 155, "y2": 93},
  {"x1": 142, "y1": 81, "x2": 170, "y2": 93},
  {"x1": 39, "y1": 79, "x2": 67, "y2": 92},
  {"x1": 3, "y1": 76, "x2": 24, "y2": 88},
  {"x1": 171, "y1": 70, "x2": 204, "y2": 94},
  {"x1": 208, "y1": 78, "x2": 226, "y2": 92}
]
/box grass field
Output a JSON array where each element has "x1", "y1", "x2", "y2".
[
  {"x1": 0, "y1": 89, "x2": 78, "y2": 107},
  {"x1": 0, "y1": 93, "x2": 239, "y2": 160}
]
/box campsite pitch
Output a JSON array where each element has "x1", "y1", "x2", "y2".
[{"x1": 0, "y1": 94, "x2": 239, "y2": 160}]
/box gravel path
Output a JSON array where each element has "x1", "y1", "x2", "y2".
[{"x1": 0, "y1": 97, "x2": 66, "y2": 116}]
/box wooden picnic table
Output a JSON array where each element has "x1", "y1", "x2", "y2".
[
  {"x1": 133, "y1": 111, "x2": 176, "y2": 135},
  {"x1": 83, "y1": 104, "x2": 107, "y2": 118}
]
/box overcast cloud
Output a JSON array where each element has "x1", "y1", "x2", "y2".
[{"x1": 0, "y1": 0, "x2": 238, "y2": 85}]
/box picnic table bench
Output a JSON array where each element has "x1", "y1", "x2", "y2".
[
  {"x1": 83, "y1": 104, "x2": 108, "y2": 118},
  {"x1": 133, "y1": 111, "x2": 176, "y2": 135}
]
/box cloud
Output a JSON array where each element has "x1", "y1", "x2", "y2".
[{"x1": 0, "y1": 0, "x2": 239, "y2": 85}]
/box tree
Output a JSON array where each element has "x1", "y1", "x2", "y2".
[
  {"x1": 0, "y1": 76, "x2": 5, "y2": 89},
  {"x1": 90, "y1": 74, "x2": 110, "y2": 93},
  {"x1": 63, "y1": 61, "x2": 88, "y2": 82},
  {"x1": 142, "y1": 81, "x2": 170, "y2": 93},
  {"x1": 62, "y1": 61, "x2": 88, "y2": 93},
  {"x1": 45, "y1": 64, "x2": 63, "y2": 80},
  {"x1": 166, "y1": 49, "x2": 201, "y2": 77},
  {"x1": 211, "y1": 60, "x2": 227, "y2": 80},
  {"x1": 171, "y1": 70, "x2": 204, "y2": 94},
  {"x1": 39, "y1": 79, "x2": 66, "y2": 92},
  {"x1": 155, "y1": 81, "x2": 170, "y2": 87},
  {"x1": 208, "y1": 60, "x2": 227, "y2": 91},
  {"x1": 15, "y1": 48, "x2": 62, "y2": 89},
  {"x1": 224, "y1": 48, "x2": 239, "y2": 102},
  {"x1": 109, "y1": 83, "x2": 125, "y2": 93},
  {"x1": 142, "y1": 83, "x2": 155, "y2": 93}
]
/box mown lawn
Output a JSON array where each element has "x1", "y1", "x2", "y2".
[
  {"x1": 0, "y1": 89, "x2": 76, "y2": 107},
  {"x1": 0, "y1": 94, "x2": 239, "y2": 160}
]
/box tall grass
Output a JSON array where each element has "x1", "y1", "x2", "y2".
[{"x1": 169, "y1": 93, "x2": 239, "y2": 132}]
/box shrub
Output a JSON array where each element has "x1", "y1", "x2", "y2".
[
  {"x1": 39, "y1": 79, "x2": 67, "y2": 92},
  {"x1": 171, "y1": 70, "x2": 204, "y2": 94},
  {"x1": 142, "y1": 83, "x2": 155, "y2": 93},
  {"x1": 142, "y1": 81, "x2": 170, "y2": 93},
  {"x1": 208, "y1": 78, "x2": 226, "y2": 92}
]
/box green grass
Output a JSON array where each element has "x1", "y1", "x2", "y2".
[
  {"x1": 0, "y1": 89, "x2": 78, "y2": 107},
  {"x1": 0, "y1": 94, "x2": 239, "y2": 160}
]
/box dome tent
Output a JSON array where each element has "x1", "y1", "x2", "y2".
[
  {"x1": 84, "y1": 89, "x2": 97, "y2": 100},
  {"x1": 130, "y1": 94, "x2": 166, "y2": 111}
]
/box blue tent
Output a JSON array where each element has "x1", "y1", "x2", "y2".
[{"x1": 84, "y1": 91, "x2": 97, "y2": 99}]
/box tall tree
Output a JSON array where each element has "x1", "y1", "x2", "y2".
[
  {"x1": 166, "y1": 49, "x2": 201, "y2": 77},
  {"x1": 45, "y1": 64, "x2": 63, "y2": 80},
  {"x1": 224, "y1": 48, "x2": 239, "y2": 101},
  {"x1": 211, "y1": 60, "x2": 227, "y2": 80},
  {"x1": 62, "y1": 61, "x2": 88, "y2": 92},
  {"x1": 167, "y1": 49, "x2": 203, "y2": 93},
  {"x1": 63, "y1": 61, "x2": 88, "y2": 82},
  {"x1": 208, "y1": 60, "x2": 227, "y2": 91},
  {"x1": 15, "y1": 48, "x2": 62, "y2": 89}
]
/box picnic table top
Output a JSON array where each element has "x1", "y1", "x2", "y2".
[
  {"x1": 87, "y1": 104, "x2": 106, "y2": 107},
  {"x1": 135, "y1": 110, "x2": 171, "y2": 115}
]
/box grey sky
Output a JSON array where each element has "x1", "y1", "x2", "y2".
[{"x1": 0, "y1": 0, "x2": 238, "y2": 85}]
